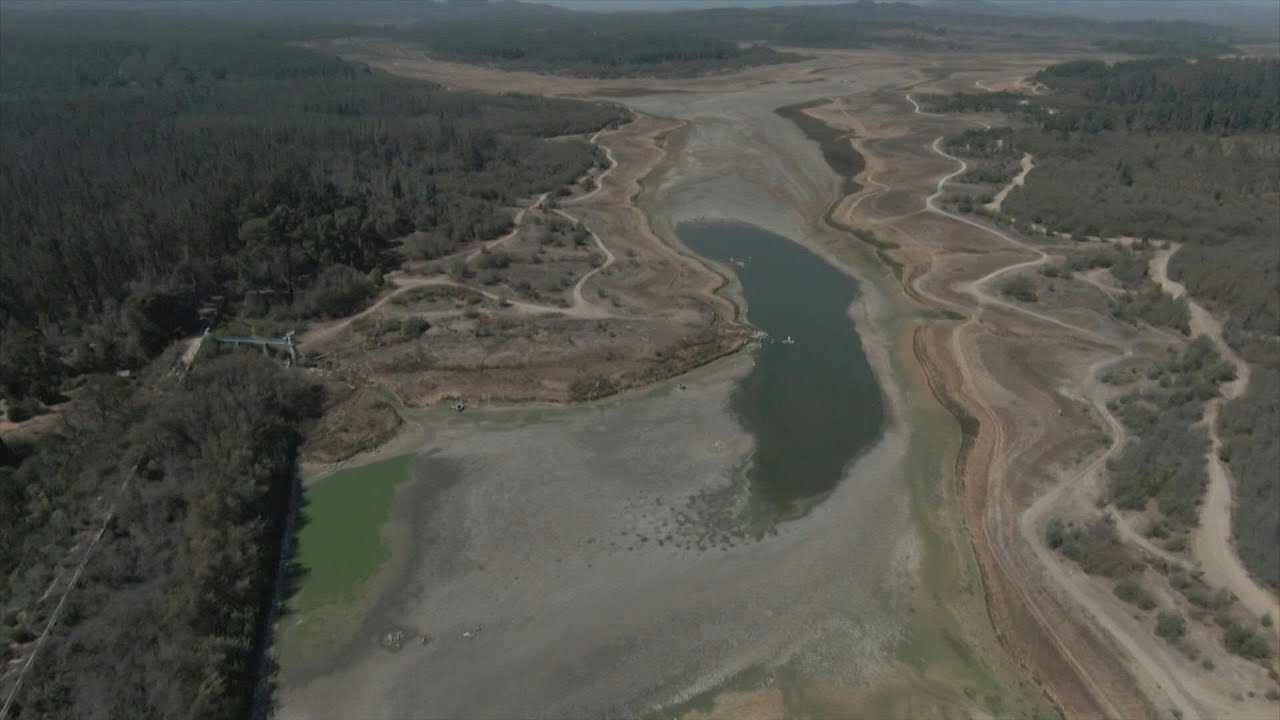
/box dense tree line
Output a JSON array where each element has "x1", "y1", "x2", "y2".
[
  {"x1": 1093, "y1": 34, "x2": 1237, "y2": 57},
  {"x1": 0, "y1": 12, "x2": 627, "y2": 717},
  {"x1": 1035, "y1": 58, "x2": 1280, "y2": 134},
  {"x1": 2, "y1": 356, "x2": 319, "y2": 720},
  {"x1": 925, "y1": 57, "x2": 1279, "y2": 134},
  {"x1": 382, "y1": 1, "x2": 1237, "y2": 77},
  {"x1": 776, "y1": 100, "x2": 865, "y2": 194},
  {"x1": 1218, "y1": 367, "x2": 1280, "y2": 589},
  {"x1": 408, "y1": 24, "x2": 798, "y2": 78},
  {"x1": 0, "y1": 13, "x2": 624, "y2": 407},
  {"x1": 931, "y1": 60, "x2": 1279, "y2": 363}
]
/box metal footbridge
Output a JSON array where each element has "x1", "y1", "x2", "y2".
[{"x1": 212, "y1": 331, "x2": 298, "y2": 364}]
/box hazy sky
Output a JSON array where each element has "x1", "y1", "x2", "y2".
[
  {"x1": 530, "y1": 0, "x2": 1279, "y2": 27},
  {"x1": 530, "y1": 1, "x2": 877, "y2": 10}
]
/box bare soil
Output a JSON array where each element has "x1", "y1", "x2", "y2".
[
  {"x1": 297, "y1": 112, "x2": 753, "y2": 461},
  {"x1": 821, "y1": 80, "x2": 1279, "y2": 718}
]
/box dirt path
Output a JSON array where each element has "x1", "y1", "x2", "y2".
[
  {"x1": 926, "y1": 141, "x2": 1104, "y2": 342},
  {"x1": 555, "y1": 206, "x2": 616, "y2": 317},
  {"x1": 915, "y1": 109, "x2": 1259, "y2": 718},
  {"x1": 300, "y1": 136, "x2": 628, "y2": 352},
  {"x1": 916, "y1": 133, "x2": 1150, "y2": 720},
  {"x1": 298, "y1": 273, "x2": 444, "y2": 348},
  {"x1": 1019, "y1": 353, "x2": 1212, "y2": 720},
  {"x1": 910, "y1": 88, "x2": 1280, "y2": 715},
  {"x1": 983, "y1": 153, "x2": 1033, "y2": 214},
  {"x1": 1150, "y1": 247, "x2": 1278, "y2": 624},
  {"x1": 178, "y1": 329, "x2": 209, "y2": 374},
  {"x1": 464, "y1": 192, "x2": 549, "y2": 263},
  {"x1": 557, "y1": 126, "x2": 621, "y2": 318},
  {"x1": 566, "y1": 126, "x2": 618, "y2": 207}
]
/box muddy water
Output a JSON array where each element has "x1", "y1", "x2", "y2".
[{"x1": 680, "y1": 221, "x2": 884, "y2": 520}]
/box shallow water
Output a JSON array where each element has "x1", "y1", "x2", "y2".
[{"x1": 679, "y1": 221, "x2": 885, "y2": 519}]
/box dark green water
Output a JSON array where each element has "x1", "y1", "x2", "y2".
[{"x1": 679, "y1": 221, "x2": 885, "y2": 520}]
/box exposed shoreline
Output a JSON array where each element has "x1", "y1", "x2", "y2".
[{"x1": 279, "y1": 44, "x2": 1130, "y2": 720}]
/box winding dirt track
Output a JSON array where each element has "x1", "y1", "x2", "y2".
[
  {"x1": 558, "y1": 206, "x2": 617, "y2": 317},
  {"x1": 1150, "y1": 247, "x2": 1279, "y2": 624},
  {"x1": 889, "y1": 93, "x2": 1276, "y2": 719},
  {"x1": 464, "y1": 192, "x2": 549, "y2": 263},
  {"x1": 914, "y1": 128, "x2": 1142, "y2": 720},
  {"x1": 300, "y1": 136, "x2": 628, "y2": 353}
]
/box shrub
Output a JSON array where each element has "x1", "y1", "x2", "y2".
[
  {"x1": 1114, "y1": 578, "x2": 1157, "y2": 610},
  {"x1": 1111, "y1": 249, "x2": 1149, "y2": 289},
  {"x1": 1001, "y1": 275, "x2": 1038, "y2": 302},
  {"x1": 399, "y1": 317, "x2": 430, "y2": 339},
  {"x1": 1155, "y1": 612, "x2": 1186, "y2": 643},
  {"x1": 1182, "y1": 584, "x2": 1233, "y2": 610},
  {"x1": 4, "y1": 395, "x2": 42, "y2": 423},
  {"x1": 450, "y1": 259, "x2": 476, "y2": 280},
  {"x1": 293, "y1": 264, "x2": 376, "y2": 319},
  {"x1": 477, "y1": 249, "x2": 512, "y2": 270},
  {"x1": 1221, "y1": 619, "x2": 1273, "y2": 660},
  {"x1": 568, "y1": 375, "x2": 617, "y2": 402},
  {"x1": 1047, "y1": 515, "x2": 1131, "y2": 577}
]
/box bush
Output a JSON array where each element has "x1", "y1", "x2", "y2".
[
  {"x1": 1111, "y1": 283, "x2": 1190, "y2": 334},
  {"x1": 293, "y1": 264, "x2": 376, "y2": 319},
  {"x1": 1221, "y1": 619, "x2": 1273, "y2": 660},
  {"x1": 1068, "y1": 249, "x2": 1117, "y2": 271},
  {"x1": 1001, "y1": 275, "x2": 1038, "y2": 302},
  {"x1": 476, "y1": 249, "x2": 512, "y2": 270},
  {"x1": 1114, "y1": 578, "x2": 1157, "y2": 610},
  {"x1": 1183, "y1": 585, "x2": 1233, "y2": 610},
  {"x1": 4, "y1": 396, "x2": 43, "y2": 423},
  {"x1": 1155, "y1": 612, "x2": 1186, "y2": 643},
  {"x1": 1047, "y1": 515, "x2": 1131, "y2": 577},
  {"x1": 1110, "y1": 249, "x2": 1148, "y2": 289},
  {"x1": 568, "y1": 374, "x2": 618, "y2": 402},
  {"x1": 399, "y1": 317, "x2": 430, "y2": 339}
]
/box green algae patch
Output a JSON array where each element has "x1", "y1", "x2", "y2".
[{"x1": 278, "y1": 454, "x2": 414, "y2": 679}]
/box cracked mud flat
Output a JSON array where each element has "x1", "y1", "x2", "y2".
[{"x1": 280, "y1": 354, "x2": 909, "y2": 719}]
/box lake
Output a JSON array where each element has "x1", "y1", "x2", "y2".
[{"x1": 679, "y1": 221, "x2": 885, "y2": 521}]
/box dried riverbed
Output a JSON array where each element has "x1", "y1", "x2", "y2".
[{"x1": 280, "y1": 53, "x2": 1052, "y2": 720}]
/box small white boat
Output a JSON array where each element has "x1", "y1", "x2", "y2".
[{"x1": 781, "y1": 335, "x2": 796, "y2": 345}]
